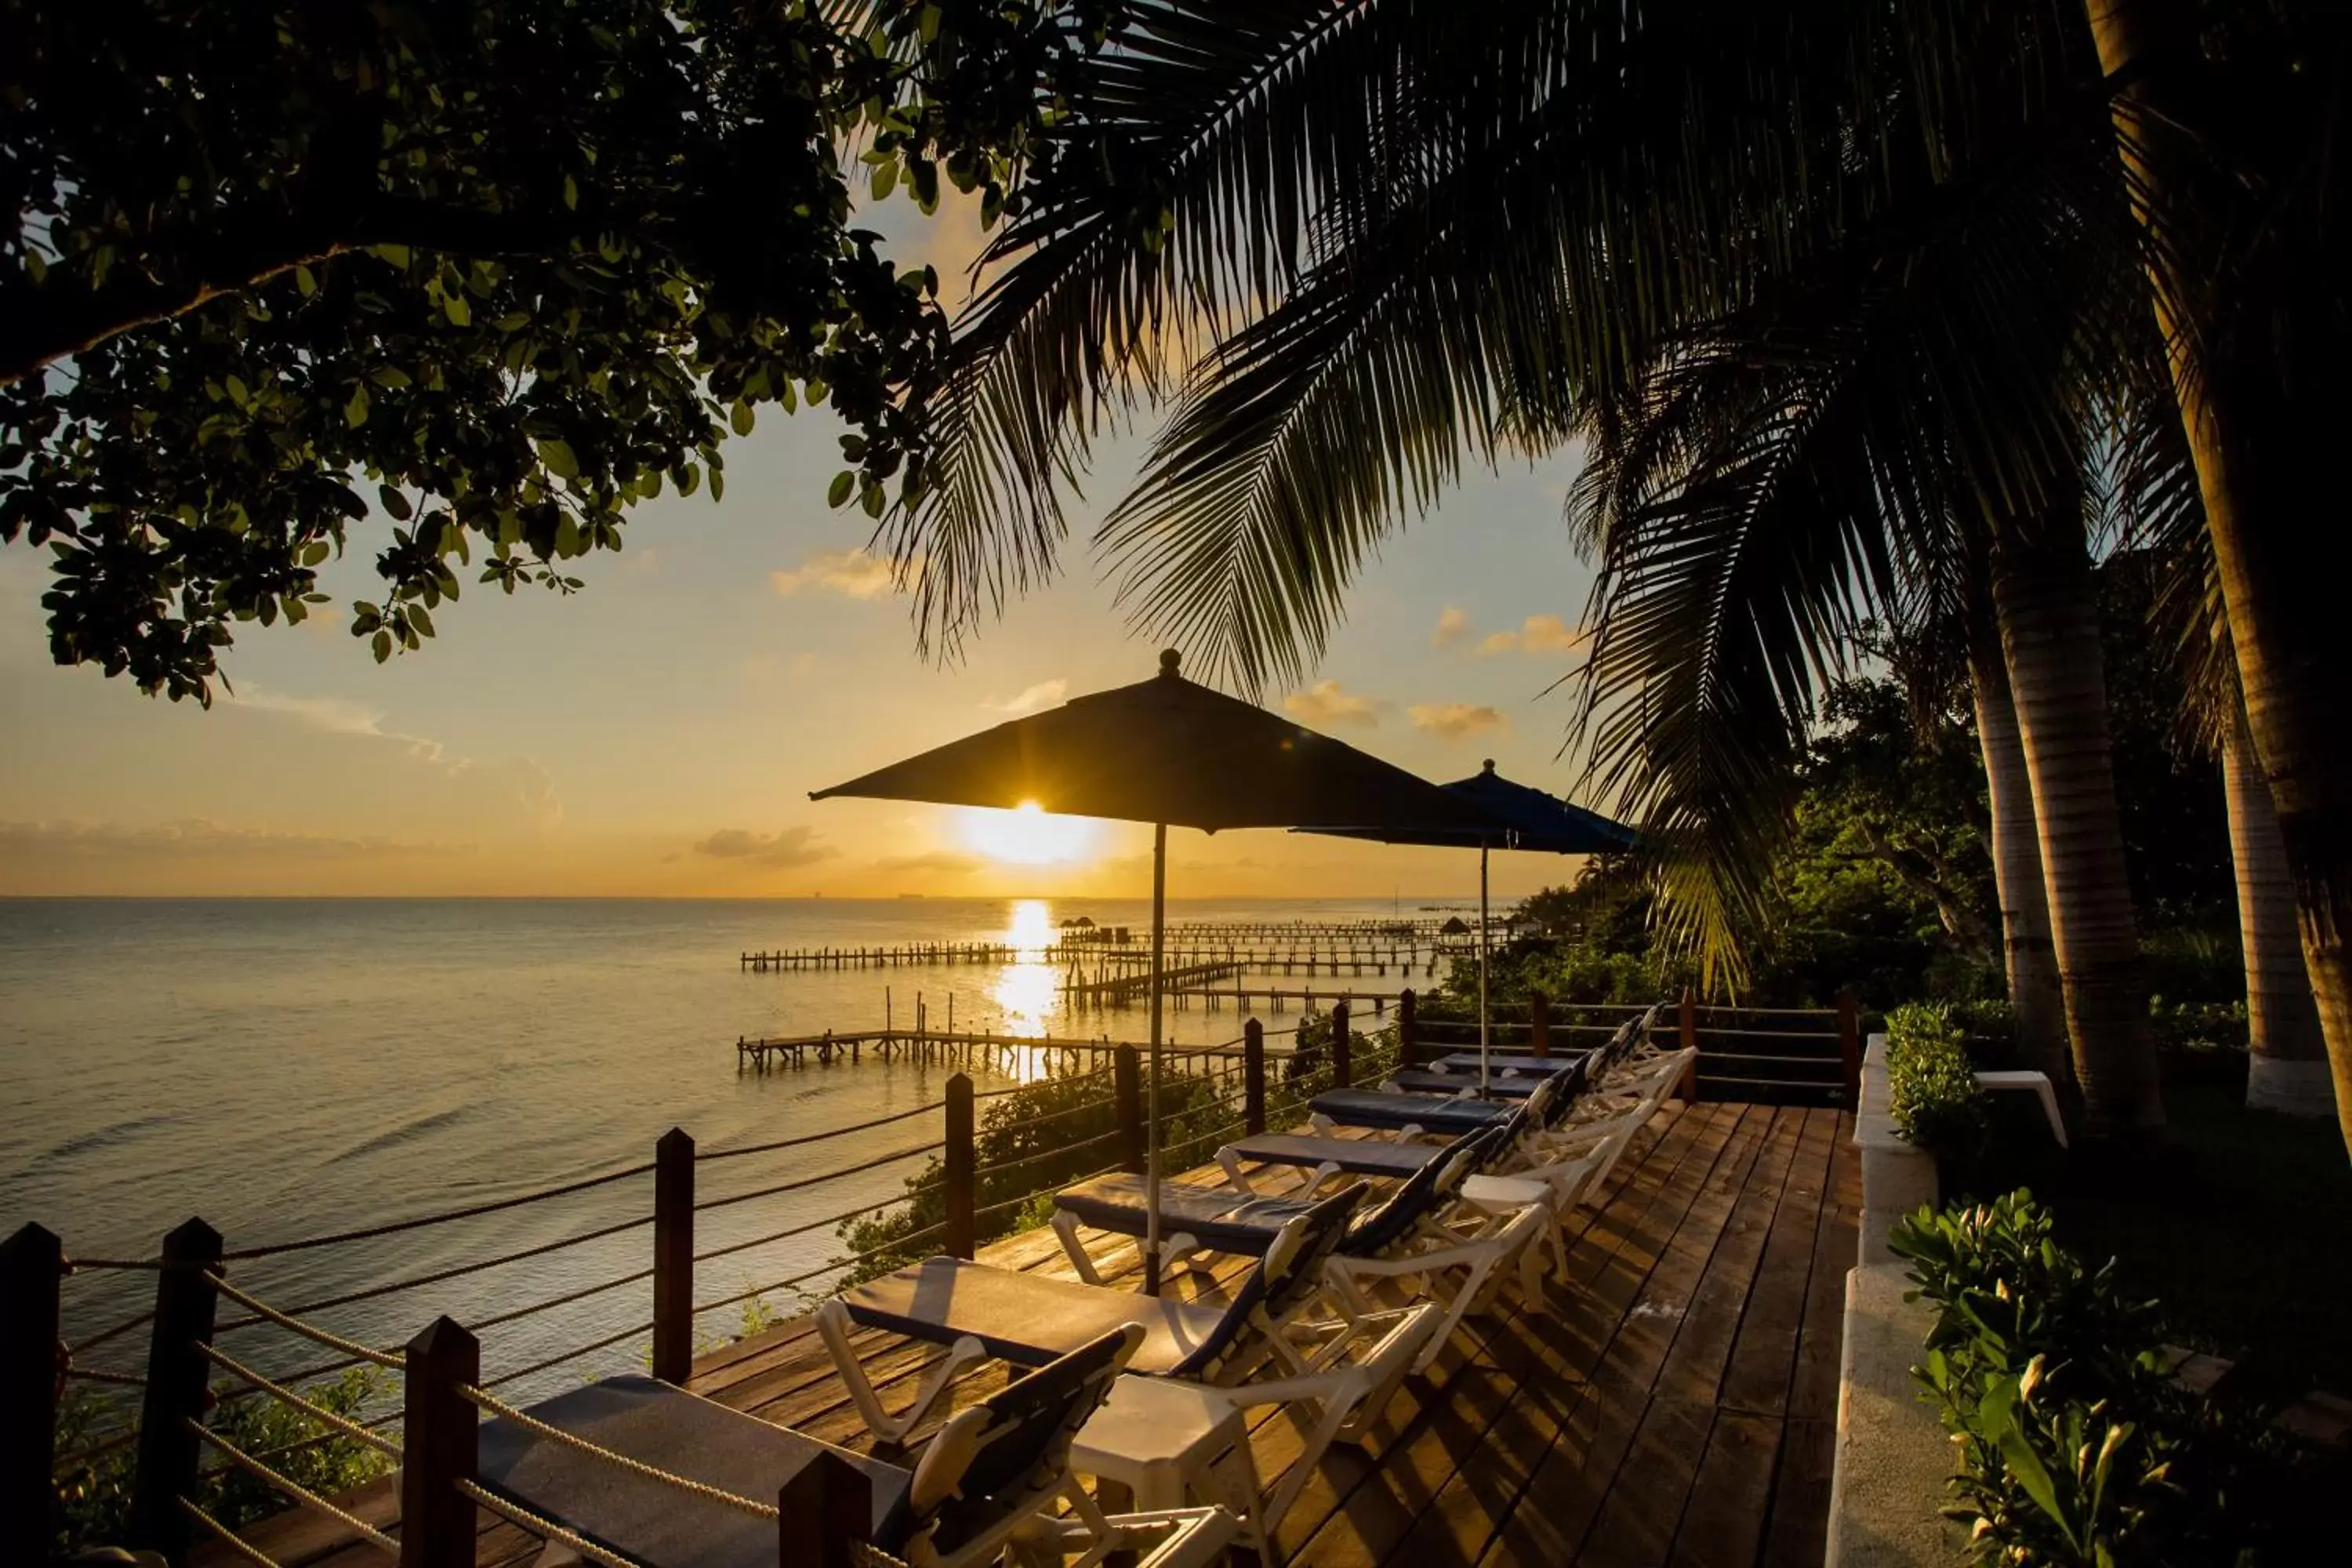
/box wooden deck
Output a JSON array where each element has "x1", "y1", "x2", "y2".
[{"x1": 205, "y1": 1099, "x2": 1857, "y2": 1568}]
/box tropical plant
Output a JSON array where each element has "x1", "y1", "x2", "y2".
[
  {"x1": 1884, "y1": 1002, "x2": 1990, "y2": 1163},
  {"x1": 0, "y1": 0, "x2": 1119, "y2": 700}
]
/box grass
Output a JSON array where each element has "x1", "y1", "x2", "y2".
[{"x1": 2021, "y1": 1054, "x2": 2352, "y2": 1396}]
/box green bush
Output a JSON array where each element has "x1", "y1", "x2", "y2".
[
  {"x1": 53, "y1": 1367, "x2": 394, "y2": 1556},
  {"x1": 1890, "y1": 1192, "x2": 2307, "y2": 1566},
  {"x1": 1884, "y1": 1001, "x2": 1987, "y2": 1161}
]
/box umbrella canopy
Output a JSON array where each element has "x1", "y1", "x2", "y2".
[
  {"x1": 1294, "y1": 760, "x2": 1636, "y2": 1089},
  {"x1": 1300, "y1": 760, "x2": 1639, "y2": 854},
  {"x1": 811, "y1": 649, "x2": 1495, "y2": 1293},
  {"x1": 812, "y1": 650, "x2": 1496, "y2": 835}
]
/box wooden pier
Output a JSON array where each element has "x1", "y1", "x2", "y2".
[
  {"x1": 1073, "y1": 944, "x2": 1455, "y2": 977},
  {"x1": 741, "y1": 941, "x2": 1062, "y2": 971},
  {"x1": 1062, "y1": 958, "x2": 1244, "y2": 1005},
  {"x1": 1161, "y1": 985, "x2": 1403, "y2": 1013}
]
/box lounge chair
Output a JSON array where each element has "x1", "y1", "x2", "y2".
[
  {"x1": 1303, "y1": 1087, "x2": 1515, "y2": 1134},
  {"x1": 1385, "y1": 1065, "x2": 1569, "y2": 1098},
  {"x1": 1210, "y1": 1129, "x2": 1469, "y2": 1199},
  {"x1": 474, "y1": 1327, "x2": 1142, "y2": 1568},
  {"x1": 818, "y1": 1185, "x2": 1441, "y2": 1544}
]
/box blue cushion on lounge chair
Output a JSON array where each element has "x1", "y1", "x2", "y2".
[
  {"x1": 1218, "y1": 1134, "x2": 1446, "y2": 1178},
  {"x1": 476, "y1": 1376, "x2": 913, "y2": 1568},
  {"x1": 1308, "y1": 1088, "x2": 1513, "y2": 1131},
  {"x1": 1056, "y1": 1174, "x2": 1317, "y2": 1251},
  {"x1": 1387, "y1": 1069, "x2": 1555, "y2": 1098}
]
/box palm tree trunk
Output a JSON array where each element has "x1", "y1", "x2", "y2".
[
  {"x1": 1991, "y1": 521, "x2": 2165, "y2": 1137},
  {"x1": 2223, "y1": 692, "x2": 2336, "y2": 1117},
  {"x1": 2084, "y1": 0, "x2": 2352, "y2": 1157},
  {"x1": 1969, "y1": 641, "x2": 2071, "y2": 1087}
]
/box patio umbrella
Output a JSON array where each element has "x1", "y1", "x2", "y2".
[
  {"x1": 811, "y1": 649, "x2": 1493, "y2": 1291},
  {"x1": 1295, "y1": 760, "x2": 1637, "y2": 1091}
]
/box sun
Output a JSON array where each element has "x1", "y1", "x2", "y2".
[{"x1": 957, "y1": 801, "x2": 1098, "y2": 866}]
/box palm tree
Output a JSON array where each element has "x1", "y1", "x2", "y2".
[
  {"x1": 2220, "y1": 690, "x2": 2335, "y2": 1117},
  {"x1": 2079, "y1": 0, "x2": 2352, "y2": 1151},
  {"x1": 871, "y1": 0, "x2": 2334, "y2": 1139},
  {"x1": 1969, "y1": 627, "x2": 2072, "y2": 1086}
]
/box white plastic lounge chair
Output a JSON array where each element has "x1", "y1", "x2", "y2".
[
  {"x1": 474, "y1": 1327, "x2": 1139, "y2": 1568},
  {"x1": 817, "y1": 1185, "x2": 1441, "y2": 1544}
]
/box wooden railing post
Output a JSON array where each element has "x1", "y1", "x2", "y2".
[
  {"x1": 779, "y1": 1449, "x2": 873, "y2": 1568},
  {"x1": 1114, "y1": 1045, "x2": 1144, "y2": 1174},
  {"x1": 1243, "y1": 1019, "x2": 1267, "y2": 1134},
  {"x1": 1396, "y1": 988, "x2": 1417, "y2": 1067},
  {"x1": 1530, "y1": 989, "x2": 1552, "y2": 1058},
  {"x1": 2, "y1": 1223, "x2": 63, "y2": 1567},
  {"x1": 129, "y1": 1217, "x2": 223, "y2": 1564},
  {"x1": 652, "y1": 1127, "x2": 695, "y2": 1385},
  {"x1": 1331, "y1": 1001, "x2": 1352, "y2": 1087},
  {"x1": 945, "y1": 1073, "x2": 975, "y2": 1259},
  {"x1": 402, "y1": 1316, "x2": 479, "y2": 1568},
  {"x1": 1837, "y1": 992, "x2": 1862, "y2": 1107}
]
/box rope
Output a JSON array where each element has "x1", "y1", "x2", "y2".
[
  {"x1": 216, "y1": 1214, "x2": 655, "y2": 1330},
  {"x1": 692, "y1": 1222, "x2": 948, "y2": 1315},
  {"x1": 198, "y1": 1345, "x2": 404, "y2": 1458},
  {"x1": 694, "y1": 1138, "x2": 945, "y2": 1213},
  {"x1": 64, "y1": 1255, "x2": 169, "y2": 1270},
  {"x1": 468, "y1": 1268, "x2": 655, "y2": 1333},
  {"x1": 206, "y1": 1276, "x2": 403, "y2": 1369},
  {"x1": 697, "y1": 1098, "x2": 940, "y2": 1160},
  {"x1": 476, "y1": 1319, "x2": 655, "y2": 1392},
  {"x1": 851, "y1": 1543, "x2": 912, "y2": 1568},
  {"x1": 970, "y1": 1128, "x2": 1120, "y2": 1181},
  {"x1": 206, "y1": 1406, "x2": 405, "y2": 1473},
  {"x1": 56, "y1": 1425, "x2": 142, "y2": 1468},
  {"x1": 63, "y1": 1365, "x2": 147, "y2": 1388},
  {"x1": 459, "y1": 1479, "x2": 649, "y2": 1568},
  {"x1": 179, "y1": 1497, "x2": 285, "y2": 1568},
  {"x1": 186, "y1": 1420, "x2": 400, "y2": 1557},
  {"x1": 460, "y1": 1385, "x2": 779, "y2": 1519},
  {"x1": 220, "y1": 1162, "x2": 658, "y2": 1260},
  {"x1": 981, "y1": 1094, "x2": 1118, "y2": 1136},
  {"x1": 692, "y1": 1184, "x2": 942, "y2": 1265},
  {"x1": 70, "y1": 1308, "x2": 155, "y2": 1355}
]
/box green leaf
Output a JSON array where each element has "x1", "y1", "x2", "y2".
[
  {"x1": 443, "y1": 291, "x2": 471, "y2": 327},
  {"x1": 538, "y1": 439, "x2": 579, "y2": 480},
  {"x1": 343, "y1": 385, "x2": 369, "y2": 427},
  {"x1": 731, "y1": 401, "x2": 754, "y2": 437},
  {"x1": 379, "y1": 485, "x2": 412, "y2": 521},
  {"x1": 827, "y1": 470, "x2": 855, "y2": 508},
  {"x1": 371, "y1": 629, "x2": 393, "y2": 662},
  {"x1": 407, "y1": 604, "x2": 434, "y2": 638}
]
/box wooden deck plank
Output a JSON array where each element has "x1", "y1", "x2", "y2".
[{"x1": 198, "y1": 1101, "x2": 1860, "y2": 1568}]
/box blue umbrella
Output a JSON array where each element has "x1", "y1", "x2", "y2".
[{"x1": 1296, "y1": 760, "x2": 1637, "y2": 1088}]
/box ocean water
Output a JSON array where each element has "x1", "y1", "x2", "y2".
[{"x1": 0, "y1": 895, "x2": 1450, "y2": 1399}]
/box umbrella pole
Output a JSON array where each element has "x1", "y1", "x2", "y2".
[
  {"x1": 1144, "y1": 821, "x2": 1167, "y2": 1297},
  {"x1": 1479, "y1": 843, "x2": 1491, "y2": 1093}
]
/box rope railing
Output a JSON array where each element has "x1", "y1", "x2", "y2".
[
  {"x1": 205, "y1": 1275, "x2": 404, "y2": 1370},
  {"x1": 184, "y1": 1420, "x2": 400, "y2": 1557},
  {"x1": 179, "y1": 1496, "x2": 286, "y2": 1568},
  {"x1": 970, "y1": 1129, "x2": 1122, "y2": 1183},
  {"x1": 198, "y1": 1345, "x2": 404, "y2": 1461},
  {"x1": 68, "y1": 1307, "x2": 156, "y2": 1355},
  {"x1": 693, "y1": 1138, "x2": 946, "y2": 1214},
  {"x1": 695, "y1": 1097, "x2": 943, "y2": 1160},
  {"x1": 475, "y1": 1319, "x2": 659, "y2": 1392},
  {"x1": 216, "y1": 1161, "x2": 658, "y2": 1261},
  {"x1": 214, "y1": 1212, "x2": 655, "y2": 1331},
  {"x1": 459, "y1": 1479, "x2": 649, "y2": 1568},
  {"x1": 458, "y1": 1383, "x2": 780, "y2": 1519},
  {"x1": 691, "y1": 1184, "x2": 943, "y2": 1266},
  {"x1": 692, "y1": 1223, "x2": 949, "y2": 1316},
  {"x1": 975, "y1": 1091, "x2": 1120, "y2": 1137}
]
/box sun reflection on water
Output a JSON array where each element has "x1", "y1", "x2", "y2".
[{"x1": 989, "y1": 899, "x2": 1064, "y2": 1078}]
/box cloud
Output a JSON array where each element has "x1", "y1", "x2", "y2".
[
  {"x1": 1283, "y1": 680, "x2": 1385, "y2": 728},
  {"x1": 223, "y1": 684, "x2": 562, "y2": 823},
  {"x1": 986, "y1": 679, "x2": 1068, "y2": 716},
  {"x1": 1409, "y1": 702, "x2": 1507, "y2": 741},
  {"x1": 1476, "y1": 614, "x2": 1586, "y2": 657},
  {"x1": 878, "y1": 850, "x2": 985, "y2": 877},
  {"x1": 1431, "y1": 606, "x2": 1471, "y2": 649},
  {"x1": 693, "y1": 827, "x2": 838, "y2": 869},
  {"x1": 770, "y1": 549, "x2": 898, "y2": 600},
  {"x1": 0, "y1": 818, "x2": 464, "y2": 862}
]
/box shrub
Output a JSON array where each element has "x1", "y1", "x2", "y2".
[
  {"x1": 54, "y1": 1367, "x2": 394, "y2": 1555},
  {"x1": 1884, "y1": 1001, "x2": 1986, "y2": 1161},
  {"x1": 1890, "y1": 1192, "x2": 2308, "y2": 1565}
]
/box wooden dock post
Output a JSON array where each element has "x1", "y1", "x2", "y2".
[
  {"x1": 1679, "y1": 988, "x2": 1700, "y2": 1101},
  {"x1": 129, "y1": 1216, "x2": 222, "y2": 1563},
  {"x1": 1243, "y1": 1020, "x2": 1267, "y2": 1134},
  {"x1": 401, "y1": 1316, "x2": 480, "y2": 1568},
  {"x1": 1397, "y1": 989, "x2": 1417, "y2": 1068},
  {"x1": 945, "y1": 1074, "x2": 975, "y2": 1259},
  {"x1": 1530, "y1": 989, "x2": 1552, "y2": 1058},
  {"x1": 1, "y1": 1223, "x2": 63, "y2": 1566},
  {"x1": 1114, "y1": 1046, "x2": 1144, "y2": 1174},
  {"x1": 652, "y1": 1127, "x2": 695, "y2": 1385},
  {"x1": 1331, "y1": 1001, "x2": 1352, "y2": 1087},
  {"x1": 779, "y1": 1449, "x2": 873, "y2": 1568},
  {"x1": 1837, "y1": 992, "x2": 1861, "y2": 1107}
]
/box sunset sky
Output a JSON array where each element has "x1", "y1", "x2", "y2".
[{"x1": 0, "y1": 201, "x2": 1606, "y2": 900}]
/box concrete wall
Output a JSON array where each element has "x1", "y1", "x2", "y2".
[{"x1": 1825, "y1": 1035, "x2": 1966, "y2": 1566}]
